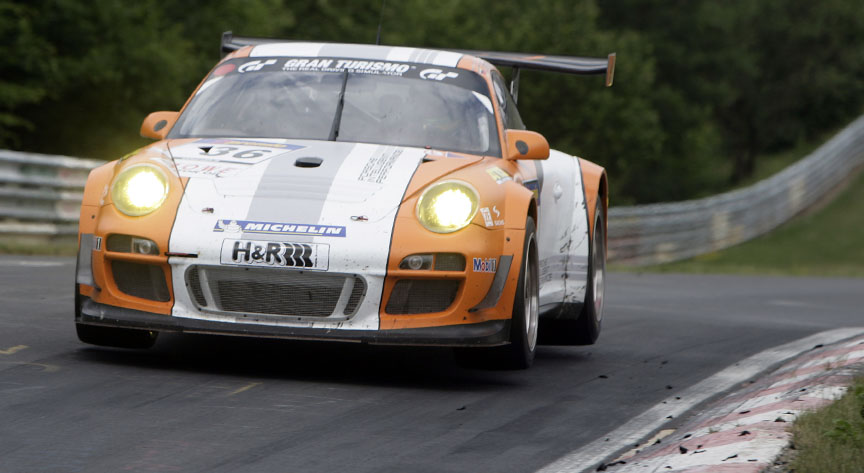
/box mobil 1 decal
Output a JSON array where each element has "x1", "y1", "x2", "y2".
[
  {"x1": 472, "y1": 257, "x2": 497, "y2": 273},
  {"x1": 221, "y1": 239, "x2": 329, "y2": 270}
]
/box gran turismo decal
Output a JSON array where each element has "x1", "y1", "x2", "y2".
[
  {"x1": 419, "y1": 68, "x2": 459, "y2": 81},
  {"x1": 214, "y1": 219, "x2": 347, "y2": 237},
  {"x1": 282, "y1": 57, "x2": 411, "y2": 76},
  {"x1": 472, "y1": 257, "x2": 498, "y2": 273},
  {"x1": 238, "y1": 59, "x2": 278, "y2": 73},
  {"x1": 486, "y1": 167, "x2": 513, "y2": 184},
  {"x1": 220, "y1": 239, "x2": 329, "y2": 270},
  {"x1": 222, "y1": 57, "x2": 489, "y2": 93},
  {"x1": 283, "y1": 58, "x2": 337, "y2": 69}
]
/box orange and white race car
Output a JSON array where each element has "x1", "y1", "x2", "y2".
[{"x1": 74, "y1": 33, "x2": 613, "y2": 368}]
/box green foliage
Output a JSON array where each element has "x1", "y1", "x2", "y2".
[
  {"x1": 0, "y1": 1, "x2": 51, "y2": 147},
  {"x1": 5, "y1": 0, "x2": 293, "y2": 159},
  {"x1": 792, "y1": 379, "x2": 864, "y2": 473},
  {"x1": 1, "y1": 0, "x2": 862, "y2": 204},
  {"x1": 600, "y1": 0, "x2": 864, "y2": 188}
]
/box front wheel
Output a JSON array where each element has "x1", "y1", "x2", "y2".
[{"x1": 455, "y1": 216, "x2": 539, "y2": 369}]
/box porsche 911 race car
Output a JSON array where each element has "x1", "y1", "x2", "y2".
[{"x1": 74, "y1": 32, "x2": 613, "y2": 368}]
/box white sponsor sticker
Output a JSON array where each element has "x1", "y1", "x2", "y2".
[
  {"x1": 169, "y1": 140, "x2": 305, "y2": 165},
  {"x1": 492, "y1": 205, "x2": 505, "y2": 226},
  {"x1": 419, "y1": 68, "x2": 459, "y2": 81},
  {"x1": 479, "y1": 207, "x2": 494, "y2": 227},
  {"x1": 238, "y1": 59, "x2": 277, "y2": 73},
  {"x1": 174, "y1": 160, "x2": 245, "y2": 178},
  {"x1": 358, "y1": 148, "x2": 402, "y2": 183},
  {"x1": 220, "y1": 239, "x2": 329, "y2": 270}
]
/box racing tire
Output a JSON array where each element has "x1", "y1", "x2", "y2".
[
  {"x1": 538, "y1": 198, "x2": 605, "y2": 345},
  {"x1": 455, "y1": 216, "x2": 539, "y2": 369},
  {"x1": 75, "y1": 283, "x2": 158, "y2": 349}
]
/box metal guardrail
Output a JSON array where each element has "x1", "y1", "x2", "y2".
[
  {"x1": 1, "y1": 115, "x2": 863, "y2": 261},
  {"x1": 608, "y1": 114, "x2": 864, "y2": 265},
  {"x1": 0, "y1": 150, "x2": 102, "y2": 237}
]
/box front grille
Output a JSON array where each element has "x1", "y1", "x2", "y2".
[
  {"x1": 385, "y1": 279, "x2": 460, "y2": 314},
  {"x1": 434, "y1": 253, "x2": 466, "y2": 271},
  {"x1": 111, "y1": 261, "x2": 170, "y2": 302},
  {"x1": 186, "y1": 266, "x2": 208, "y2": 307},
  {"x1": 344, "y1": 277, "x2": 365, "y2": 315},
  {"x1": 186, "y1": 265, "x2": 366, "y2": 318}
]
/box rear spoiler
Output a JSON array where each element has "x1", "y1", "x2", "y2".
[
  {"x1": 220, "y1": 31, "x2": 615, "y2": 102},
  {"x1": 451, "y1": 49, "x2": 615, "y2": 102},
  {"x1": 222, "y1": 31, "x2": 278, "y2": 54},
  {"x1": 452, "y1": 49, "x2": 615, "y2": 86}
]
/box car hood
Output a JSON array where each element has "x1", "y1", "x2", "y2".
[{"x1": 164, "y1": 137, "x2": 481, "y2": 223}]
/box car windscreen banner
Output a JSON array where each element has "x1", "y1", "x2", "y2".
[{"x1": 211, "y1": 57, "x2": 487, "y2": 92}]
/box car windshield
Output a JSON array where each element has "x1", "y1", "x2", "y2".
[{"x1": 169, "y1": 57, "x2": 501, "y2": 156}]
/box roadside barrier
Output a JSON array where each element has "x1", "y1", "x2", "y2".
[
  {"x1": 1, "y1": 115, "x2": 863, "y2": 262},
  {"x1": 0, "y1": 150, "x2": 101, "y2": 239},
  {"x1": 608, "y1": 115, "x2": 864, "y2": 265}
]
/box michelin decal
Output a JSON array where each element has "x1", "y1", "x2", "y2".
[{"x1": 214, "y1": 219, "x2": 347, "y2": 237}]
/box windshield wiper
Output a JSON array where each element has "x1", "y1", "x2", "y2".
[{"x1": 328, "y1": 71, "x2": 349, "y2": 141}]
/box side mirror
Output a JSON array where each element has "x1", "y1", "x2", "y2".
[
  {"x1": 140, "y1": 111, "x2": 179, "y2": 140},
  {"x1": 505, "y1": 129, "x2": 550, "y2": 161}
]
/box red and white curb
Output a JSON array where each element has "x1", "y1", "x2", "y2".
[
  {"x1": 537, "y1": 328, "x2": 864, "y2": 473},
  {"x1": 605, "y1": 335, "x2": 864, "y2": 472}
]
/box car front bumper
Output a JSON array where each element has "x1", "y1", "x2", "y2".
[{"x1": 76, "y1": 296, "x2": 511, "y2": 347}]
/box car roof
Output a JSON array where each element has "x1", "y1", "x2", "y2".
[{"x1": 247, "y1": 42, "x2": 467, "y2": 68}]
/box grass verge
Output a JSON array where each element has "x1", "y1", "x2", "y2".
[
  {"x1": 790, "y1": 378, "x2": 864, "y2": 473},
  {"x1": 627, "y1": 167, "x2": 864, "y2": 278},
  {"x1": 0, "y1": 238, "x2": 78, "y2": 256}
]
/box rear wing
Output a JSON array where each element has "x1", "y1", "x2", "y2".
[
  {"x1": 451, "y1": 49, "x2": 615, "y2": 87},
  {"x1": 221, "y1": 31, "x2": 278, "y2": 54},
  {"x1": 450, "y1": 49, "x2": 615, "y2": 103},
  {"x1": 220, "y1": 32, "x2": 615, "y2": 102}
]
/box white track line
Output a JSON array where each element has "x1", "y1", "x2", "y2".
[{"x1": 535, "y1": 327, "x2": 864, "y2": 473}]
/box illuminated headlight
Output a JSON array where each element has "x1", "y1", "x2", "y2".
[
  {"x1": 110, "y1": 164, "x2": 169, "y2": 216},
  {"x1": 416, "y1": 180, "x2": 479, "y2": 233}
]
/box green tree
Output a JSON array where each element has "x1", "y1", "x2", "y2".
[
  {"x1": 0, "y1": 1, "x2": 52, "y2": 147},
  {"x1": 600, "y1": 0, "x2": 864, "y2": 185}
]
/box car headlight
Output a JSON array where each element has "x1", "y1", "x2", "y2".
[
  {"x1": 110, "y1": 164, "x2": 169, "y2": 216},
  {"x1": 416, "y1": 180, "x2": 479, "y2": 233}
]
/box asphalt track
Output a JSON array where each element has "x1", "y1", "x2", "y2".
[{"x1": 0, "y1": 255, "x2": 861, "y2": 473}]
